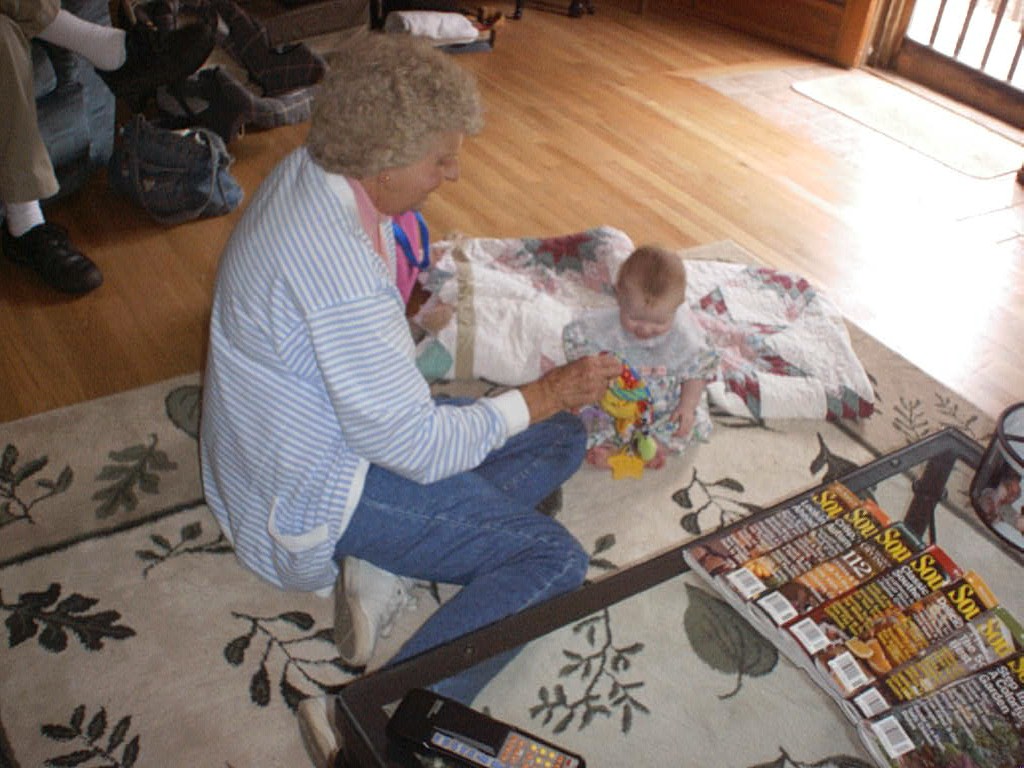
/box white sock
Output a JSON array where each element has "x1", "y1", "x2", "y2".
[
  {"x1": 36, "y1": 10, "x2": 127, "y2": 71},
  {"x1": 5, "y1": 201, "x2": 45, "y2": 238}
]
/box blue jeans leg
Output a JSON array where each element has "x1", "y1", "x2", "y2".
[{"x1": 334, "y1": 412, "x2": 589, "y2": 703}]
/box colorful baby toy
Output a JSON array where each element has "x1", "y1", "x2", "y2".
[{"x1": 601, "y1": 356, "x2": 656, "y2": 479}]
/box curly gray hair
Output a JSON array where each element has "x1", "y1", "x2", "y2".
[{"x1": 306, "y1": 32, "x2": 484, "y2": 178}]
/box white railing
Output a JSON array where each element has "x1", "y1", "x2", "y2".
[{"x1": 907, "y1": 0, "x2": 1024, "y2": 87}]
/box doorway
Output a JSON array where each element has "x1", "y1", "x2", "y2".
[{"x1": 869, "y1": 0, "x2": 1024, "y2": 127}]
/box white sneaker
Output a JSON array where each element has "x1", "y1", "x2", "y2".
[
  {"x1": 296, "y1": 695, "x2": 342, "y2": 768},
  {"x1": 334, "y1": 557, "x2": 417, "y2": 667}
]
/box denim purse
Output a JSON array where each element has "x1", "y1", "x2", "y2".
[{"x1": 108, "y1": 114, "x2": 243, "y2": 225}]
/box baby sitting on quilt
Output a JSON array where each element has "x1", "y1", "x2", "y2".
[{"x1": 563, "y1": 244, "x2": 720, "y2": 470}]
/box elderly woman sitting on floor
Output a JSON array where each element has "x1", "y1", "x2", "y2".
[{"x1": 199, "y1": 31, "x2": 620, "y2": 708}]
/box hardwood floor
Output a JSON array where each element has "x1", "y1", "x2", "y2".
[{"x1": 2, "y1": 1, "x2": 1021, "y2": 423}]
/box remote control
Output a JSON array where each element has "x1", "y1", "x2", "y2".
[{"x1": 386, "y1": 688, "x2": 585, "y2": 768}]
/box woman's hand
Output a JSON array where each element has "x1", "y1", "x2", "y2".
[
  {"x1": 544, "y1": 354, "x2": 623, "y2": 410},
  {"x1": 519, "y1": 354, "x2": 622, "y2": 424}
]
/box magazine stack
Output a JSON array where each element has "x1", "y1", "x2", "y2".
[{"x1": 683, "y1": 481, "x2": 1024, "y2": 768}]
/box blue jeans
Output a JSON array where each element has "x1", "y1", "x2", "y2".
[{"x1": 333, "y1": 409, "x2": 589, "y2": 703}]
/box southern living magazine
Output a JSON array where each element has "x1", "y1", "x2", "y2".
[
  {"x1": 684, "y1": 481, "x2": 861, "y2": 581},
  {"x1": 753, "y1": 522, "x2": 927, "y2": 631},
  {"x1": 859, "y1": 650, "x2": 1024, "y2": 768},
  {"x1": 721, "y1": 498, "x2": 892, "y2": 603},
  {"x1": 852, "y1": 606, "x2": 1024, "y2": 720},
  {"x1": 794, "y1": 562, "x2": 984, "y2": 701}
]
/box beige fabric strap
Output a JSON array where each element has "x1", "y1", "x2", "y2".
[{"x1": 453, "y1": 246, "x2": 475, "y2": 380}]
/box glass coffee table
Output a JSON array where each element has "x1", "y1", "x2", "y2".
[{"x1": 330, "y1": 428, "x2": 1023, "y2": 767}]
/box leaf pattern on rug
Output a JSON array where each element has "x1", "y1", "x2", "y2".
[
  {"x1": 673, "y1": 467, "x2": 764, "y2": 536},
  {"x1": 748, "y1": 747, "x2": 875, "y2": 768},
  {"x1": 92, "y1": 435, "x2": 178, "y2": 519},
  {"x1": 588, "y1": 533, "x2": 617, "y2": 574},
  {"x1": 41, "y1": 704, "x2": 140, "y2": 768},
  {"x1": 809, "y1": 433, "x2": 861, "y2": 483},
  {"x1": 1, "y1": 583, "x2": 135, "y2": 652},
  {"x1": 891, "y1": 397, "x2": 933, "y2": 443},
  {"x1": 529, "y1": 606, "x2": 649, "y2": 735},
  {"x1": 134, "y1": 517, "x2": 232, "y2": 577},
  {"x1": 934, "y1": 394, "x2": 984, "y2": 441},
  {"x1": 683, "y1": 583, "x2": 777, "y2": 699},
  {"x1": 0, "y1": 444, "x2": 73, "y2": 527},
  {"x1": 676, "y1": 432, "x2": 865, "y2": 539},
  {"x1": 165, "y1": 385, "x2": 201, "y2": 440},
  {"x1": 889, "y1": 394, "x2": 987, "y2": 445},
  {"x1": 530, "y1": 534, "x2": 646, "y2": 735},
  {"x1": 223, "y1": 610, "x2": 349, "y2": 711}
]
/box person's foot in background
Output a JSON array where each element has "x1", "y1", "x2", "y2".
[
  {"x1": 2, "y1": 217, "x2": 102, "y2": 295},
  {"x1": 98, "y1": 20, "x2": 215, "y2": 105}
]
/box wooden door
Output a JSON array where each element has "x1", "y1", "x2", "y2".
[{"x1": 685, "y1": 0, "x2": 880, "y2": 67}]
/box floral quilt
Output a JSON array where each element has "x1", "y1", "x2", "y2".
[{"x1": 411, "y1": 226, "x2": 874, "y2": 421}]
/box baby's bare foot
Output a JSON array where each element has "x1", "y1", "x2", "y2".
[
  {"x1": 644, "y1": 444, "x2": 668, "y2": 470},
  {"x1": 586, "y1": 445, "x2": 615, "y2": 469}
]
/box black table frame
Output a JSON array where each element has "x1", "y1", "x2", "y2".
[{"x1": 333, "y1": 427, "x2": 985, "y2": 767}]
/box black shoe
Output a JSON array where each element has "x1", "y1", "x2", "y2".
[
  {"x1": 156, "y1": 67, "x2": 250, "y2": 143},
  {"x1": 3, "y1": 223, "x2": 103, "y2": 295},
  {"x1": 99, "y1": 21, "x2": 215, "y2": 103}
]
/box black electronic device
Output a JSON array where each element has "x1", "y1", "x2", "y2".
[{"x1": 386, "y1": 688, "x2": 586, "y2": 768}]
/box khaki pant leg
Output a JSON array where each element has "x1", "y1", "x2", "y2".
[
  {"x1": 0, "y1": 0, "x2": 62, "y2": 204},
  {"x1": 1, "y1": 0, "x2": 61, "y2": 37}
]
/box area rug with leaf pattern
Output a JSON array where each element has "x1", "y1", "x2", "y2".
[{"x1": 0, "y1": 238, "x2": 1000, "y2": 768}]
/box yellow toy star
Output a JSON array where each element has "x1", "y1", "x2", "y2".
[{"x1": 607, "y1": 452, "x2": 645, "y2": 480}]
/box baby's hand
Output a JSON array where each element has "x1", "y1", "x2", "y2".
[{"x1": 671, "y1": 404, "x2": 696, "y2": 437}]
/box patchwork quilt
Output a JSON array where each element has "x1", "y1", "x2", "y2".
[{"x1": 410, "y1": 226, "x2": 874, "y2": 422}]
